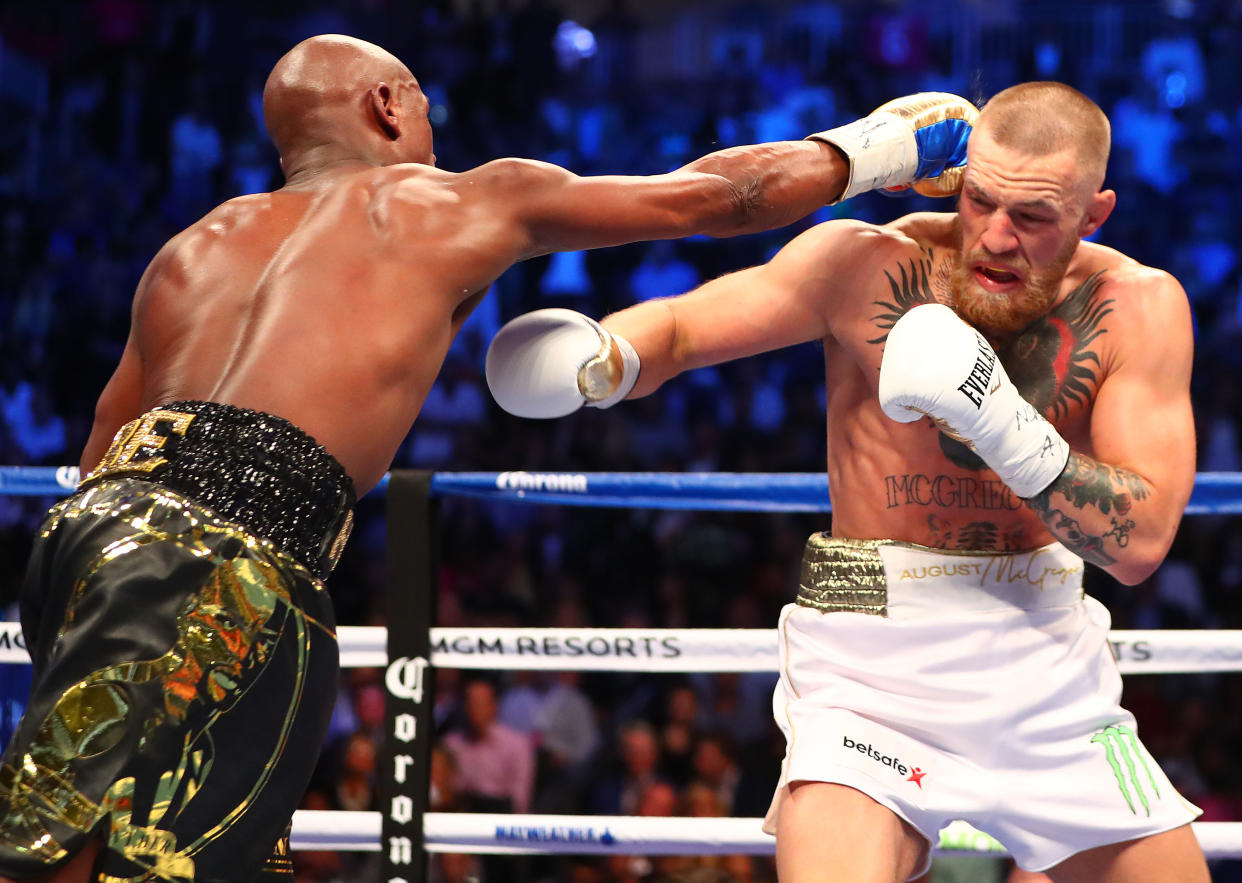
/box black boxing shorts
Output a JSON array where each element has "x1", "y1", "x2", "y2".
[{"x1": 0, "y1": 401, "x2": 355, "y2": 882}]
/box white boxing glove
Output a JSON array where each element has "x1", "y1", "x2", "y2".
[
  {"x1": 808, "y1": 92, "x2": 977, "y2": 203},
  {"x1": 878, "y1": 303, "x2": 1070, "y2": 499},
  {"x1": 485, "y1": 308, "x2": 640, "y2": 419}
]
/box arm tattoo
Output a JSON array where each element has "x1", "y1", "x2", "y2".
[
  {"x1": 1034, "y1": 453, "x2": 1150, "y2": 515},
  {"x1": 1026, "y1": 453, "x2": 1150, "y2": 567},
  {"x1": 730, "y1": 177, "x2": 764, "y2": 224},
  {"x1": 1039, "y1": 508, "x2": 1119, "y2": 567}
]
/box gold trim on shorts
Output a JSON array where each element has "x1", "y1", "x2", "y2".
[
  {"x1": 795, "y1": 534, "x2": 1083, "y2": 618},
  {"x1": 797, "y1": 535, "x2": 889, "y2": 616}
]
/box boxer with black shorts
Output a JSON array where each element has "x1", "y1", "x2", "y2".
[
  {"x1": 0, "y1": 33, "x2": 973, "y2": 883},
  {"x1": 488, "y1": 82, "x2": 1209, "y2": 882}
]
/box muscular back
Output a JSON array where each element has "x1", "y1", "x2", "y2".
[
  {"x1": 824, "y1": 213, "x2": 1171, "y2": 551},
  {"x1": 117, "y1": 164, "x2": 528, "y2": 494},
  {"x1": 87, "y1": 136, "x2": 843, "y2": 493}
]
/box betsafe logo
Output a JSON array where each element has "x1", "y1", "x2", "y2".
[{"x1": 843, "y1": 736, "x2": 927, "y2": 789}]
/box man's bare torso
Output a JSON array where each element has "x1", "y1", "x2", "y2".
[
  {"x1": 127, "y1": 163, "x2": 526, "y2": 494},
  {"x1": 823, "y1": 212, "x2": 1145, "y2": 551}
]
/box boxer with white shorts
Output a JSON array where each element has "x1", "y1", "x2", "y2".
[
  {"x1": 768, "y1": 536, "x2": 1198, "y2": 880},
  {"x1": 487, "y1": 82, "x2": 1208, "y2": 882}
]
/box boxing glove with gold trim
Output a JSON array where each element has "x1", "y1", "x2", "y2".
[
  {"x1": 809, "y1": 92, "x2": 978, "y2": 203},
  {"x1": 486, "y1": 309, "x2": 640, "y2": 419}
]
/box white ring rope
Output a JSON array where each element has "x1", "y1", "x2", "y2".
[
  {"x1": 5, "y1": 618, "x2": 1236, "y2": 857},
  {"x1": 1, "y1": 623, "x2": 1236, "y2": 675},
  {"x1": 287, "y1": 811, "x2": 1242, "y2": 859},
  {"x1": 3, "y1": 472, "x2": 1238, "y2": 864},
  {"x1": 3, "y1": 622, "x2": 1235, "y2": 858}
]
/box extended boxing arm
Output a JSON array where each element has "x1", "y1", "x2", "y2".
[
  {"x1": 494, "y1": 143, "x2": 841, "y2": 258},
  {"x1": 486, "y1": 219, "x2": 884, "y2": 418},
  {"x1": 601, "y1": 221, "x2": 887, "y2": 399},
  {"x1": 676, "y1": 91, "x2": 977, "y2": 233},
  {"x1": 499, "y1": 93, "x2": 976, "y2": 256}
]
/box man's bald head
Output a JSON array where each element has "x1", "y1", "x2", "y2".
[
  {"x1": 263, "y1": 34, "x2": 417, "y2": 165},
  {"x1": 976, "y1": 82, "x2": 1110, "y2": 195}
]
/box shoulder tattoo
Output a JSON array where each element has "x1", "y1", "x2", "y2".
[{"x1": 867, "y1": 249, "x2": 938, "y2": 345}]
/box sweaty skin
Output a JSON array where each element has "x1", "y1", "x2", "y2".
[
  {"x1": 79, "y1": 35, "x2": 846, "y2": 496},
  {"x1": 817, "y1": 213, "x2": 1188, "y2": 566},
  {"x1": 596, "y1": 116, "x2": 1202, "y2": 880},
  {"x1": 602, "y1": 143, "x2": 1194, "y2": 588}
]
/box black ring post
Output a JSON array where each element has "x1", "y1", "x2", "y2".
[{"x1": 381, "y1": 470, "x2": 439, "y2": 883}]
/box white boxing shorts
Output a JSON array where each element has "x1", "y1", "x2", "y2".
[{"x1": 765, "y1": 535, "x2": 1201, "y2": 878}]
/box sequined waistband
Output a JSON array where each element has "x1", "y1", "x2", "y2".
[
  {"x1": 797, "y1": 534, "x2": 1085, "y2": 619},
  {"x1": 81, "y1": 401, "x2": 355, "y2": 578}
]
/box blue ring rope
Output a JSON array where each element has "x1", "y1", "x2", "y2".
[{"x1": 3, "y1": 467, "x2": 1242, "y2": 515}]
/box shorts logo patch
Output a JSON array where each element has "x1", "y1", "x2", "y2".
[
  {"x1": 842, "y1": 736, "x2": 926, "y2": 788},
  {"x1": 85, "y1": 410, "x2": 196, "y2": 482},
  {"x1": 1091, "y1": 725, "x2": 1160, "y2": 816}
]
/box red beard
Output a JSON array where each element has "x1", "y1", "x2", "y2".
[{"x1": 949, "y1": 227, "x2": 1076, "y2": 336}]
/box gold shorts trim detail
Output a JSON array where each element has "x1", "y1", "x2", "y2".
[{"x1": 797, "y1": 534, "x2": 889, "y2": 616}]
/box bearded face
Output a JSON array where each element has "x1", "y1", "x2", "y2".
[
  {"x1": 949, "y1": 127, "x2": 1101, "y2": 337},
  {"x1": 948, "y1": 226, "x2": 1077, "y2": 336}
]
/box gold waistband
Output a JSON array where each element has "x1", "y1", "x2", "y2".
[
  {"x1": 797, "y1": 536, "x2": 889, "y2": 616},
  {"x1": 796, "y1": 533, "x2": 1084, "y2": 618}
]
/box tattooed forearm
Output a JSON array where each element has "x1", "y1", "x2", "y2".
[
  {"x1": 1026, "y1": 452, "x2": 1151, "y2": 566},
  {"x1": 1040, "y1": 508, "x2": 1119, "y2": 567},
  {"x1": 1030, "y1": 453, "x2": 1150, "y2": 516}
]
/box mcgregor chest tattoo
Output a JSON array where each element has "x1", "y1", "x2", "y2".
[
  {"x1": 868, "y1": 255, "x2": 1115, "y2": 495},
  {"x1": 870, "y1": 255, "x2": 1112, "y2": 413},
  {"x1": 1002, "y1": 272, "x2": 1111, "y2": 421}
]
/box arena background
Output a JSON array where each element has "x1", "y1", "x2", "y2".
[{"x1": 2, "y1": 1, "x2": 1241, "y2": 881}]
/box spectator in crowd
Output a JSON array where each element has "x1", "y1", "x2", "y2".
[
  {"x1": 3, "y1": 3, "x2": 1242, "y2": 880},
  {"x1": 689, "y1": 732, "x2": 741, "y2": 816},
  {"x1": 334, "y1": 730, "x2": 378, "y2": 812},
  {"x1": 441, "y1": 677, "x2": 536, "y2": 814},
  {"x1": 429, "y1": 744, "x2": 463, "y2": 812},
  {"x1": 658, "y1": 682, "x2": 702, "y2": 786},
  {"x1": 591, "y1": 719, "x2": 669, "y2": 816}
]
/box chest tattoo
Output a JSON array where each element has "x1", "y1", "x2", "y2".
[
  {"x1": 867, "y1": 257, "x2": 1115, "y2": 481},
  {"x1": 1001, "y1": 271, "x2": 1112, "y2": 421},
  {"x1": 867, "y1": 250, "x2": 938, "y2": 345}
]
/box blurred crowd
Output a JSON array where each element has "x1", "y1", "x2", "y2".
[{"x1": 3, "y1": 0, "x2": 1242, "y2": 880}]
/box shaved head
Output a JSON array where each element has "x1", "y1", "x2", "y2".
[
  {"x1": 976, "y1": 82, "x2": 1110, "y2": 195},
  {"x1": 263, "y1": 34, "x2": 416, "y2": 164}
]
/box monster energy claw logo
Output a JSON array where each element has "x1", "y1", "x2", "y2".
[{"x1": 1091, "y1": 725, "x2": 1161, "y2": 816}]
